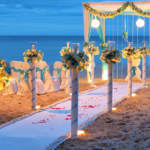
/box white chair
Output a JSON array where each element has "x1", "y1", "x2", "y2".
[
  {"x1": 9, "y1": 61, "x2": 30, "y2": 94},
  {"x1": 53, "y1": 61, "x2": 71, "y2": 91},
  {"x1": 35, "y1": 61, "x2": 60, "y2": 93},
  {"x1": 125, "y1": 58, "x2": 142, "y2": 80}
]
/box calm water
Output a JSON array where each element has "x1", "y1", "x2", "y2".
[
  {"x1": 1, "y1": 35, "x2": 150, "y2": 65},
  {"x1": 1, "y1": 35, "x2": 150, "y2": 78}
]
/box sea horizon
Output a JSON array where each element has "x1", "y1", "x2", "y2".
[{"x1": 1, "y1": 35, "x2": 150, "y2": 72}]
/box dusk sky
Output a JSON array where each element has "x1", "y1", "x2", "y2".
[{"x1": 0, "y1": 0, "x2": 148, "y2": 36}]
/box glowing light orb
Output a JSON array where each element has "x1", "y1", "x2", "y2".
[
  {"x1": 112, "y1": 107, "x2": 117, "y2": 111},
  {"x1": 91, "y1": 19, "x2": 100, "y2": 28},
  {"x1": 77, "y1": 130, "x2": 85, "y2": 136},
  {"x1": 132, "y1": 93, "x2": 136, "y2": 97},
  {"x1": 36, "y1": 105, "x2": 41, "y2": 110},
  {"x1": 136, "y1": 18, "x2": 145, "y2": 28}
]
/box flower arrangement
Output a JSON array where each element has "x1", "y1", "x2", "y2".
[
  {"x1": 83, "y1": 42, "x2": 99, "y2": 55},
  {"x1": 100, "y1": 43, "x2": 108, "y2": 49},
  {"x1": 122, "y1": 46, "x2": 141, "y2": 59},
  {"x1": 23, "y1": 48, "x2": 43, "y2": 62},
  {"x1": 136, "y1": 46, "x2": 150, "y2": 56},
  {"x1": 0, "y1": 59, "x2": 11, "y2": 91},
  {"x1": 62, "y1": 51, "x2": 89, "y2": 71},
  {"x1": 122, "y1": 46, "x2": 140, "y2": 59},
  {"x1": 83, "y1": 2, "x2": 150, "y2": 19},
  {"x1": 60, "y1": 47, "x2": 71, "y2": 56},
  {"x1": 100, "y1": 49, "x2": 121, "y2": 64}
]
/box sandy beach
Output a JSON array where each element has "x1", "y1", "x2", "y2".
[
  {"x1": 57, "y1": 83, "x2": 150, "y2": 150},
  {"x1": 0, "y1": 78, "x2": 107, "y2": 126}
]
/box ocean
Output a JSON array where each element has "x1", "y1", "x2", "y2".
[{"x1": 1, "y1": 36, "x2": 150, "y2": 78}]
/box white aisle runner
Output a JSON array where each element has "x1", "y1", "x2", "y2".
[{"x1": 0, "y1": 82, "x2": 141, "y2": 150}]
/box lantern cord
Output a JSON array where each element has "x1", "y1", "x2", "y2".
[
  {"x1": 125, "y1": 13, "x2": 127, "y2": 32},
  {"x1": 148, "y1": 17, "x2": 150, "y2": 77},
  {"x1": 109, "y1": 18, "x2": 110, "y2": 42},
  {"x1": 137, "y1": 16, "x2": 138, "y2": 48},
  {"x1": 116, "y1": 15, "x2": 119, "y2": 79},
  {"x1": 132, "y1": 14, "x2": 134, "y2": 43},
  {"x1": 149, "y1": 18, "x2": 150, "y2": 46},
  {"x1": 144, "y1": 17, "x2": 145, "y2": 45},
  {"x1": 121, "y1": 14, "x2": 124, "y2": 78},
  {"x1": 148, "y1": 18, "x2": 150, "y2": 78}
]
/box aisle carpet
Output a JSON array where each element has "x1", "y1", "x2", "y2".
[{"x1": 0, "y1": 82, "x2": 141, "y2": 150}]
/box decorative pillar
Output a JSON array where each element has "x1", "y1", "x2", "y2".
[
  {"x1": 87, "y1": 54, "x2": 92, "y2": 83},
  {"x1": 91, "y1": 54, "x2": 94, "y2": 86},
  {"x1": 142, "y1": 54, "x2": 146, "y2": 87},
  {"x1": 31, "y1": 45, "x2": 37, "y2": 110},
  {"x1": 128, "y1": 57, "x2": 132, "y2": 97},
  {"x1": 71, "y1": 44, "x2": 79, "y2": 138},
  {"x1": 108, "y1": 63, "x2": 113, "y2": 112},
  {"x1": 65, "y1": 42, "x2": 71, "y2": 95},
  {"x1": 83, "y1": 6, "x2": 89, "y2": 42},
  {"x1": 101, "y1": 18, "x2": 108, "y2": 80}
]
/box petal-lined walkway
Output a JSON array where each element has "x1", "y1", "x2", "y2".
[{"x1": 0, "y1": 82, "x2": 141, "y2": 150}]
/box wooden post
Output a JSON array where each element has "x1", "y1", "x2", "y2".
[
  {"x1": 107, "y1": 63, "x2": 113, "y2": 112},
  {"x1": 128, "y1": 57, "x2": 132, "y2": 97},
  {"x1": 142, "y1": 54, "x2": 146, "y2": 87},
  {"x1": 71, "y1": 44, "x2": 79, "y2": 138}
]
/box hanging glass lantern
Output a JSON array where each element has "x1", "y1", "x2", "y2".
[
  {"x1": 136, "y1": 18, "x2": 145, "y2": 28},
  {"x1": 91, "y1": 19, "x2": 100, "y2": 28}
]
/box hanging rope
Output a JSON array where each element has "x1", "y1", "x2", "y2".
[{"x1": 125, "y1": 14, "x2": 127, "y2": 32}]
